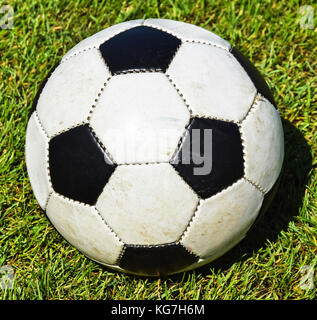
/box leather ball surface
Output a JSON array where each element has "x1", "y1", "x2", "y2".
[{"x1": 25, "y1": 19, "x2": 284, "y2": 276}]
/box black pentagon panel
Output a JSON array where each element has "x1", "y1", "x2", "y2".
[
  {"x1": 99, "y1": 26, "x2": 181, "y2": 75},
  {"x1": 49, "y1": 124, "x2": 116, "y2": 205},
  {"x1": 119, "y1": 243, "x2": 198, "y2": 276},
  {"x1": 230, "y1": 47, "x2": 276, "y2": 107},
  {"x1": 171, "y1": 118, "x2": 244, "y2": 199},
  {"x1": 30, "y1": 62, "x2": 59, "y2": 116}
]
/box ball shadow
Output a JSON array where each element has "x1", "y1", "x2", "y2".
[{"x1": 169, "y1": 118, "x2": 313, "y2": 279}]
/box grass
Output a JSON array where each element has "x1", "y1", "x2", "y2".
[{"x1": 0, "y1": 0, "x2": 316, "y2": 300}]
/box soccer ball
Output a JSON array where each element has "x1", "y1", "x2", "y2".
[{"x1": 26, "y1": 19, "x2": 284, "y2": 276}]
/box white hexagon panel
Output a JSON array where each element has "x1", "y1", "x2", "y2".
[
  {"x1": 46, "y1": 192, "x2": 123, "y2": 265},
  {"x1": 89, "y1": 73, "x2": 190, "y2": 164},
  {"x1": 95, "y1": 163, "x2": 199, "y2": 245},
  {"x1": 36, "y1": 48, "x2": 111, "y2": 138},
  {"x1": 166, "y1": 42, "x2": 257, "y2": 122},
  {"x1": 240, "y1": 97, "x2": 284, "y2": 193}
]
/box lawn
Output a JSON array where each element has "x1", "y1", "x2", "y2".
[{"x1": 0, "y1": 0, "x2": 316, "y2": 299}]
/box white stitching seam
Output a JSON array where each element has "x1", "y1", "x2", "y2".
[
  {"x1": 237, "y1": 95, "x2": 269, "y2": 195},
  {"x1": 143, "y1": 20, "x2": 230, "y2": 52},
  {"x1": 94, "y1": 207, "x2": 125, "y2": 245},
  {"x1": 244, "y1": 177, "x2": 266, "y2": 195},
  {"x1": 56, "y1": 21, "x2": 167, "y2": 69},
  {"x1": 178, "y1": 198, "x2": 202, "y2": 244},
  {"x1": 60, "y1": 20, "x2": 145, "y2": 64},
  {"x1": 87, "y1": 123, "x2": 116, "y2": 164},
  {"x1": 86, "y1": 76, "x2": 112, "y2": 122},
  {"x1": 49, "y1": 121, "x2": 87, "y2": 140},
  {"x1": 34, "y1": 110, "x2": 49, "y2": 140},
  {"x1": 33, "y1": 111, "x2": 54, "y2": 205}
]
